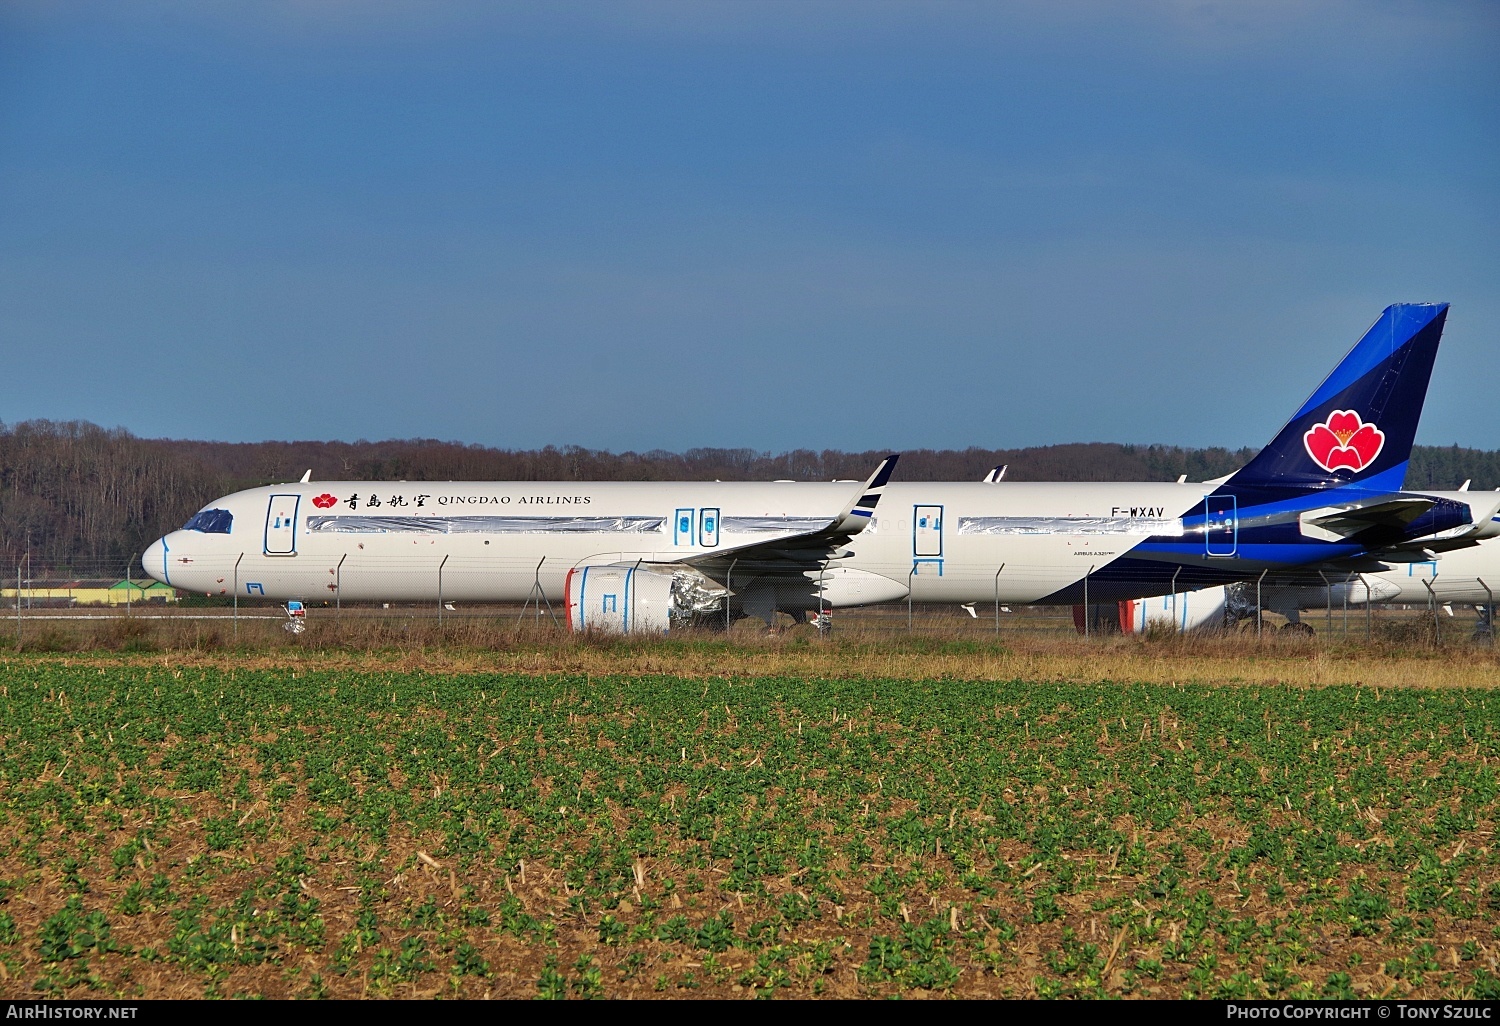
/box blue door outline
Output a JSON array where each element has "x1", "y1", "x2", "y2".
[
  {"x1": 1204, "y1": 495, "x2": 1237, "y2": 556},
  {"x1": 699, "y1": 508, "x2": 719, "y2": 547},
  {"x1": 913, "y1": 505, "x2": 943, "y2": 558},
  {"x1": 264, "y1": 494, "x2": 300, "y2": 555},
  {"x1": 674, "y1": 508, "x2": 695, "y2": 546}
]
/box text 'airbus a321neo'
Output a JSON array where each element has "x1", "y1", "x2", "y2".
[{"x1": 144, "y1": 303, "x2": 1472, "y2": 633}]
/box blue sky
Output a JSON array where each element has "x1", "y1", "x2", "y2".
[{"x1": 1, "y1": 1, "x2": 1495, "y2": 453}]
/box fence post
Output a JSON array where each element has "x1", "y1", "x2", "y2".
[
  {"x1": 993, "y1": 563, "x2": 1005, "y2": 636},
  {"x1": 335, "y1": 553, "x2": 346, "y2": 623},
  {"x1": 1360, "y1": 573, "x2": 1371, "y2": 640},
  {"x1": 15, "y1": 562, "x2": 20, "y2": 646},
  {"x1": 1083, "y1": 565, "x2": 1094, "y2": 639},
  {"x1": 534, "y1": 557, "x2": 544, "y2": 625},
  {"x1": 1423, "y1": 578, "x2": 1440, "y2": 647},
  {"x1": 1479, "y1": 577, "x2": 1494, "y2": 643},
  {"x1": 1256, "y1": 569, "x2": 1267, "y2": 638},
  {"x1": 518, "y1": 557, "x2": 554, "y2": 626},
  {"x1": 726, "y1": 558, "x2": 737, "y2": 633},
  {"x1": 907, "y1": 564, "x2": 916, "y2": 631},
  {"x1": 233, "y1": 553, "x2": 243, "y2": 639},
  {"x1": 125, "y1": 556, "x2": 131, "y2": 619},
  {"x1": 817, "y1": 560, "x2": 829, "y2": 637},
  {"x1": 437, "y1": 555, "x2": 449, "y2": 623},
  {"x1": 1170, "y1": 566, "x2": 1181, "y2": 630}
]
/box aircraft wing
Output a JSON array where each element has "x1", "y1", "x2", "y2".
[{"x1": 683, "y1": 454, "x2": 899, "y2": 573}]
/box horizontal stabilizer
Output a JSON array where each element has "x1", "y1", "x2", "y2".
[
  {"x1": 1299, "y1": 493, "x2": 1476, "y2": 551},
  {"x1": 1298, "y1": 498, "x2": 1436, "y2": 543}
]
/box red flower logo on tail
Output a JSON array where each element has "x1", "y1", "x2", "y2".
[
  {"x1": 312, "y1": 493, "x2": 338, "y2": 509},
  {"x1": 1303, "y1": 410, "x2": 1385, "y2": 473}
]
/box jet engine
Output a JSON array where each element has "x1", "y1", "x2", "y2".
[
  {"x1": 565, "y1": 562, "x2": 910, "y2": 633},
  {"x1": 564, "y1": 564, "x2": 730, "y2": 634},
  {"x1": 1117, "y1": 585, "x2": 1239, "y2": 634},
  {"x1": 565, "y1": 565, "x2": 675, "y2": 634},
  {"x1": 1109, "y1": 577, "x2": 1409, "y2": 636}
]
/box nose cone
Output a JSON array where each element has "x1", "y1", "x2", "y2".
[{"x1": 142, "y1": 538, "x2": 168, "y2": 585}]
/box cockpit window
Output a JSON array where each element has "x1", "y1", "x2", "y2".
[{"x1": 183, "y1": 509, "x2": 234, "y2": 534}]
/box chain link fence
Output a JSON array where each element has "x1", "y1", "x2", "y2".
[{"x1": 3, "y1": 555, "x2": 1492, "y2": 649}]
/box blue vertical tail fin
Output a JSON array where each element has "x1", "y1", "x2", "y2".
[{"x1": 1224, "y1": 303, "x2": 1448, "y2": 497}]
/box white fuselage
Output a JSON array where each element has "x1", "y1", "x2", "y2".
[
  {"x1": 1314, "y1": 535, "x2": 1500, "y2": 607},
  {"x1": 1264, "y1": 491, "x2": 1500, "y2": 610},
  {"x1": 143, "y1": 479, "x2": 1217, "y2": 607}
]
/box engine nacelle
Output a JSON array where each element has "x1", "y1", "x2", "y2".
[
  {"x1": 565, "y1": 565, "x2": 675, "y2": 634},
  {"x1": 1326, "y1": 576, "x2": 1402, "y2": 605},
  {"x1": 811, "y1": 566, "x2": 910, "y2": 607},
  {"x1": 1120, "y1": 586, "x2": 1233, "y2": 633}
]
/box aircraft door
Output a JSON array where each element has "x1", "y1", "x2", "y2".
[
  {"x1": 265, "y1": 494, "x2": 300, "y2": 555},
  {"x1": 913, "y1": 505, "x2": 943, "y2": 557},
  {"x1": 699, "y1": 508, "x2": 719, "y2": 548},
  {"x1": 674, "y1": 508, "x2": 695, "y2": 546},
  {"x1": 1204, "y1": 495, "x2": 1237, "y2": 556}
]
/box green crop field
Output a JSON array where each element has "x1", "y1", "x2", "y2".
[{"x1": 0, "y1": 658, "x2": 1497, "y2": 999}]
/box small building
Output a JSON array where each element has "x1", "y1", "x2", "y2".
[
  {"x1": 142, "y1": 581, "x2": 176, "y2": 603},
  {"x1": 0, "y1": 578, "x2": 178, "y2": 607}
]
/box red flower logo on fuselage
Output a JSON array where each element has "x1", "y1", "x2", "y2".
[
  {"x1": 312, "y1": 493, "x2": 338, "y2": 509},
  {"x1": 1303, "y1": 410, "x2": 1385, "y2": 473}
]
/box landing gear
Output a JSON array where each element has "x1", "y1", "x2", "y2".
[
  {"x1": 680, "y1": 611, "x2": 733, "y2": 632},
  {"x1": 1475, "y1": 605, "x2": 1494, "y2": 645},
  {"x1": 1280, "y1": 621, "x2": 1315, "y2": 637}
]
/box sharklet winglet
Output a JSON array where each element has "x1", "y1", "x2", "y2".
[{"x1": 833, "y1": 454, "x2": 900, "y2": 533}]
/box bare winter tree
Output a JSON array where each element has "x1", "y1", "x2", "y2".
[{"x1": 1, "y1": 419, "x2": 1493, "y2": 566}]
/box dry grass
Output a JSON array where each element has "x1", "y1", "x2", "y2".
[{"x1": 2, "y1": 610, "x2": 1495, "y2": 688}]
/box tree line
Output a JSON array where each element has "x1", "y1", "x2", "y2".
[{"x1": 2, "y1": 419, "x2": 1495, "y2": 568}]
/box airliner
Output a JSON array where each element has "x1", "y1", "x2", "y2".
[
  {"x1": 1272, "y1": 532, "x2": 1499, "y2": 641},
  {"x1": 144, "y1": 303, "x2": 1474, "y2": 632},
  {"x1": 1118, "y1": 490, "x2": 1500, "y2": 635},
  {"x1": 1217, "y1": 507, "x2": 1499, "y2": 636}
]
